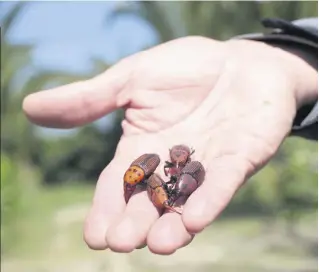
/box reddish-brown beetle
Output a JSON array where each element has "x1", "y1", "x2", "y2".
[
  {"x1": 164, "y1": 145, "x2": 195, "y2": 177},
  {"x1": 123, "y1": 153, "x2": 160, "y2": 202},
  {"x1": 168, "y1": 161, "x2": 205, "y2": 206},
  {"x1": 147, "y1": 173, "x2": 181, "y2": 214}
]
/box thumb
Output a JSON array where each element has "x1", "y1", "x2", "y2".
[{"x1": 22, "y1": 55, "x2": 137, "y2": 128}]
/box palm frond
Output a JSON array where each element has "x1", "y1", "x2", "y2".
[
  {"x1": 1, "y1": 43, "x2": 33, "y2": 90},
  {"x1": 107, "y1": 1, "x2": 179, "y2": 43},
  {"x1": 0, "y1": 2, "x2": 28, "y2": 38},
  {"x1": 90, "y1": 57, "x2": 110, "y2": 74}
]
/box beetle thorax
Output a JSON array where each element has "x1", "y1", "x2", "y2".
[{"x1": 170, "y1": 145, "x2": 191, "y2": 165}]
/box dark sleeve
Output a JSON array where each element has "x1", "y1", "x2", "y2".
[{"x1": 233, "y1": 18, "x2": 318, "y2": 141}]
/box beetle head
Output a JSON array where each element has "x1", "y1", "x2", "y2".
[{"x1": 169, "y1": 145, "x2": 193, "y2": 167}]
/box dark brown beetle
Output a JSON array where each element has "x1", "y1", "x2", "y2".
[
  {"x1": 164, "y1": 145, "x2": 195, "y2": 177},
  {"x1": 123, "y1": 154, "x2": 160, "y2": 202},
  {"x1": 168, "y1": 161, "x2": 205, "y2": 206},
  {"x1": 147, "y1": 173, "x2": 181, "y2": 214}
]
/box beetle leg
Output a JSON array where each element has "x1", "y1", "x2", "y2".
[
  {"x1": 166, "y1": 175, "x2": 177, "y2": 185},
  {"x1": 164, "y1": 161, "x2": 174, "y2": 176},
  {"x1": 163, "y1": 182, "x2": 169, "y2": 192},
  {"x1": 169, "y1": 191, "x2": 177, "y2": 205},
  {"x1": 140, "y1": 179, "x2": 148, "y2": 186},
  {"x1": 190, "y1": 148, "x2": 195, "y2": 156},
  {"x1": 163, "y1": 200, "x2": 181, "y2": 215},
  {"x1": 164, "y1": 166, "x2": 169, "y2": 177}
]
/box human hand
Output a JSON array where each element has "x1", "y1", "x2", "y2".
[{"x1": 23, "y1": 36, "x2": 317, "y2": 254}]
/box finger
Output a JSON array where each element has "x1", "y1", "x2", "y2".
[
  {"x1": 83, "y1": 159, "x2": 126, "y2": 250},
  {"x1": 105, "y1": 188, "x2": 161, "y2": 253},
  {"x1": 104, "y1": 137, "x2": 169, "y2": 253},
  {"x1": 147, "y1": 212, "x2": 194, "y2": 255},
  {"x1": 182, "y1": 156, "x2": 252, "y2": 234},
  {"x1": 22, "y1": 55, "x2": 137, "y2": 128}
]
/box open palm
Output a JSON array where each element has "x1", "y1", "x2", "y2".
[{"x1": 23, "y1": 37, "x2": 315, "y2": 254}]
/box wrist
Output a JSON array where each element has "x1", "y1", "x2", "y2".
[
  {"x1": 231, "y1": 18, "x2": 318, "y2": 109},
  {"x1": 231, "y1": 17, "x2": 317, "y2": 140},
  {"x1": 226, "y1": 39, "x2": 317, "y2": 109},
  {"x1": 272, "y1": 44, "x2": 318, "y2": 109}
]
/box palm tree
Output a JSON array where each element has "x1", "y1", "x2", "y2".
[
  {"x1": 1, "y1": 2, "x2": 92, "y2": 164},
  {"x1": 108, "y1": 1, "x2": 317, "y2": 43},
  {"x1": 107, "y1": 1, "x2": 263, "y2": 43},
  {"x1": 107, "y1": 1, "x2": 185, "y2": 43}
]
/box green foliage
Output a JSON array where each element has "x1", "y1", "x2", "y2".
[
  {"x1": 259, "y1": 1, "x2": 318, "y2": 21},
  {"x1": 1, "y1": 154, "x2": 22, "y2": 254},
  {"x1": 1, "y1": 152, "x2": 43, "y2": 255},
  {"x1": 110, "y1": 1, "x2": 318, "y2": 42},
  {"x1": 40, "y1": 110, "x2": 124, "y2": 184},
  {"x1": 0, "y1": 2, "x2": 110, "y2": 253},
  {"x1": 181, "y1": 1, "x2": 262, "y2": 39},
  {"x1": 0, "y1": 2, "x2": 28, "y2": 38},
  {"x1": 226, "y1": 137, "x2": 317, "y2": 227},
  {"x1": 0, "y1": 2, "x2": 94, "y2": 166}
]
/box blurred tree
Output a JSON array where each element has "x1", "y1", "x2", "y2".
[
  {"x1": 109, "y1": 1, "x2": 318, "y2": 41},
  {"x1": 259, "y1": 1, "x2": 318, "y2": 22},
  {"x1": 180, "y1": 1, "x2": 262, "y2": 39},
  {"x1": 1, "y1": 154, "x2": 21, "y2": 254},
  {"x1": 41, "y1": 110, "x2": 124, "y2": 184},
  {"x1": 1, "y1": 2, "x2": 91, "y2": 166},
  {"x1": 0, "y1": 1, "x2": 94, "y2": 252},
  {"x1": 274, "y1": 138, "x2": 318, "y2": 236},
  {"x1": 1, "y1": 2, "x2": 126, "y2": 185},
  {"x1": 227, "y1": 137, "x2": 317, "y2": 236}
]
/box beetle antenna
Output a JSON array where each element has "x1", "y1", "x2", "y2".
[{"x1": 164, "y1": 202, "x2": 181, "y2": 215}]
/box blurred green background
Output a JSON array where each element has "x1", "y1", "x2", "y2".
[{"x1": 1, "y1": 1, "x2": 318, "y2": 272}]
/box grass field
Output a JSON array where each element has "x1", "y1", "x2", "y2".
[{"x1": 1, "y1": 183, "x2": 318, "y2": 272}]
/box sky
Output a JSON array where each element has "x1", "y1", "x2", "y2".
[
  {"x1": 7, "y1": 1, "x2": 157, "y2": 72},
  {"x1": 3, "y1": 1, "x2": 158, "y2": 137}
]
